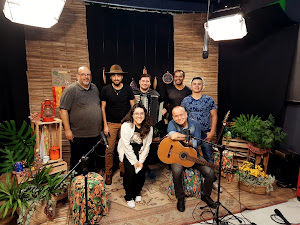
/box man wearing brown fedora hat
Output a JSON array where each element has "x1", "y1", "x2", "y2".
[{"x1": 101, "y1": 64, "x2": 135, "y2": 185}]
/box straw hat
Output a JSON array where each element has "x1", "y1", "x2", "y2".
[{"x1": 105, "y1": 64, "x2": 127, "y2": 74}]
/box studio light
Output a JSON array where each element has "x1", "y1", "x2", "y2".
[
  {"x1": 204, "y1": 7, "x2": 247, "y2": 41},
  {"x1": 3, "y1": 0, "x2": 66, "y2": 28}
]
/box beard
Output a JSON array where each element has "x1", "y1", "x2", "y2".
[{"x1": 113, "y1": 81, "x2": 121, "y2": 86}]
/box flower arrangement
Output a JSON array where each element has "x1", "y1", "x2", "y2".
[{"x1": 236, "y1": 161, "x2": 275, "y2": 193}]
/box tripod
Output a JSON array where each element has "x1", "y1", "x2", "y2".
[
  {"x1": 192, "y1": 136, "x2": 255, "y2": 225},
  {"x1": 54, "y1": 135, "x2": 108, "y2": 225}
]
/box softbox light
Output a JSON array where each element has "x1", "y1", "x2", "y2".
[
  {"x1": 3, "y1": 0, "x2": 66, "y2": 28},
  {"x1": 204, "y1": 7, "x2": 247, "y2": 41}
]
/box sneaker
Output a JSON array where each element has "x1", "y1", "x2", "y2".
[
  {"x1": 212, "y1": 181, "x2": 223, "y2": 193},
  {"x1": 135, "y1": 195, "x2": 142, "y2": 202},
  {"x1": 127, "y1": 200, "x2": 135, "y2": 208},
  {"x1": 201, "y1": 195, "x2": 217, "y2": 209}
]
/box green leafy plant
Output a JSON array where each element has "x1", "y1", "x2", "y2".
[
  {"x1": 0, "y1": 174, "x2": 30, "y2": 219},
  {"x1": 0, "y1": 120, "x2": 36, "y2": 173},
  {"x1": 231, "y1": 114, "x2": 287, "y2": 149}
]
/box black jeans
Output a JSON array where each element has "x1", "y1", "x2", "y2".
[
  {"x1": 171, "y1": 155, "x2": 215, "y2": 199},
  {"x1": 70, "y1": 135, "x2": 101, "y2": 175},
  {"x1": 123, "y1": 154, "x2": 147, "y2": 201}
]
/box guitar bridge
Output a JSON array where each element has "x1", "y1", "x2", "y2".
[{"x1": 167, "y1": 145, "x2": 173, "y2": 158}]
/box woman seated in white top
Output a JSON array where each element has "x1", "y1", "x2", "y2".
[{"x1": 117, "y1": 103, "x2": 153, "y2": 208}]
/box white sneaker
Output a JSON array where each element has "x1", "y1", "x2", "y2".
[
  {"x1": 213, "y1": 181, "x2": 223, "y2": 193},
  {"x1": 135, "y1": 195, "x2": 142, "y2": 202},
  {"x1": 127, "y1": 200, "x2": 135, "y2": 208}
]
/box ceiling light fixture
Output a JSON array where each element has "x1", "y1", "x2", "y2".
[
  {"x1": 3, "y1": 0, "x2": 66, "y2": 28},
  {"x1": 204, "y1": 6, "x2": 248, "y2": 41}
]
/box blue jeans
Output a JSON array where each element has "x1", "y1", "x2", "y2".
[{"x1": 201, "y1": 130, "x2": 214, "y2": 163}]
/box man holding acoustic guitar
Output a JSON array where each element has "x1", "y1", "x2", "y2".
[{"x1": 161, "y1": 106, "x2": 216, "y2": 212}]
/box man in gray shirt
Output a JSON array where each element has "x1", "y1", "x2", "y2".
[{"x1": 59, "y1": 66, "x2": 102, "y2": 174}]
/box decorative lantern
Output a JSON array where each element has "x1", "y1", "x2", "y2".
[{"x1": 41, "y1": 99, "x2": 56, "y2": 122}]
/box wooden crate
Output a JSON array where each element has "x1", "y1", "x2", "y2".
[
  {"x1": 15, "y1": 160, "x2": 68, "y2": 184},
  {"x1": 32, "y1": 118, "x2": 63, "y2": 162},
  {"x1": 222, "y1": 138, "x2": 249, "y2": 167}
]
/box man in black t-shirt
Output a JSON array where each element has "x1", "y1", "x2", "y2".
[
  {"x1": 166, "y1": 70, "x2": 192, "y2": 120},
  {"x1": 101, "y1": 64, "x2": 135, "y2": 185}
]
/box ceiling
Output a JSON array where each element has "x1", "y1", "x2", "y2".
[{"x1": 84, "y1": 0, "x2": 281, "y2": 14}]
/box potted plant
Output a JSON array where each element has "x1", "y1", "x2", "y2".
[
  {"x1": 230, "y1": 114, "x2": 287, "y2": 151},
  {"x1": 236, "y1": 161, "x2": 275, "y2": 194},
  {"x1": 0, "y1": 120, "x2": 36, "y2": 174}
]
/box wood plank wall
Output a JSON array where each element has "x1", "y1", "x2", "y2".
[
  {"x1": 25, "y1": 0, "x2": 89, "y2": 166},
  {"x1": 174, "y1": 14, "x2": 218, "y2": 104},
  {"x1": 25, "y1": 4, "x2": 218, "y2": 168}
]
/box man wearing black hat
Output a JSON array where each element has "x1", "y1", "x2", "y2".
[{"x1": 101, "y1": 64, "x2": 135, "y2": 185}]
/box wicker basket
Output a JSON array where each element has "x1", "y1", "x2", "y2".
[
  {"x1": 238, "y1": 181, "x2": 266, "y2": 195},
  {"x1": 21, "y1": 195, "x2": 57, "y2": 225}
]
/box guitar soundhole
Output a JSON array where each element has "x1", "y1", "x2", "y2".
[{"x1": 180, "y1": 152, "x2": 187, "y2": 161}]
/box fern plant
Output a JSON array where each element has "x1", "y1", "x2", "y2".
[
  {"x1": 231, "y1": 114, "x2": 287, "y2": 149},
  {"x1": 0, "y1": 120, "x2": 36, "y2": 173}
]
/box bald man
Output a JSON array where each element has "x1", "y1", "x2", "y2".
[
  {"x1": 60, "y1": 66, "x2": 102, "y2": 174},
  {"x1": 167, "y1": 106, "x2": 216, "y2": 212}
]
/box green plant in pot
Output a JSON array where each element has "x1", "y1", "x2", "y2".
[
  {"x1": 0, "y1": 120, "x2": 36, "y2": 174},
  {"x1": 0, "y1": 173, "x2": 31, "y2": 219},
  {"x1": 231, "y1": 114, "x2": 287, "y2": 150}
]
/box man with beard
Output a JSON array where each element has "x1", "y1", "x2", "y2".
[
  {"x1": 101, "y1": 64, "x2": 135, "y2": 185},
  {"x1": 60, "y1": 66, "x2": 102, "y2": 174},
  {"x1": 133, "y1": 74, "x2": 166, "y2": 125},
  {"x1": 166, "y1": 70, "x2": 192, "y2": 121}
]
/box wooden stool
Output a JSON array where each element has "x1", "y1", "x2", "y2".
[{"x1": 69, "y1": 172, "x2": 108, "y2": 225}]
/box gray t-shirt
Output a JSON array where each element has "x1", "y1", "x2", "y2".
[{"x1": 59, "y1": 82, "x2": 102, "y2": 138}]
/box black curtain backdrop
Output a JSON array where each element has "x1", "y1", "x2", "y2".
[
  {"x1": 86, "y1": 6, "x2": 174, "y2": 98},
  {"x1": 0, "y1": 11, "x2": 30, "y2": 125},
  {"x1": 218, "y1": 4, "x2": 298, "y2": 128}
]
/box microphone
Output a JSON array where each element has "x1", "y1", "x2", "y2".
[
  {"x1": 185, "y1": 129, "x2": 191, "y2": 144},
  {"x1": 203, "y1": 29, "x2": 209, "y2": 59},
  {"x1": 100, "y1": 131, "x2": 109, "y2": 150},
  {"x1": 274, "y1": 209, "x2": 291, "y2": 225}
]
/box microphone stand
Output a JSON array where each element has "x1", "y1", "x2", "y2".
[
  {"x1": 54, "y1": 139, "x2": 107, "y2": 225},
  {"x1": 191, "y1": 135, "x2": 255, "y2": 225}
]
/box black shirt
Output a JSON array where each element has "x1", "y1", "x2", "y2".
[
  {"x1": 166, "y1": 85, "x2": 192, "y2": 118},
  {"x1": 101, "y1": 84, "x2": 135, "y2": 123}
]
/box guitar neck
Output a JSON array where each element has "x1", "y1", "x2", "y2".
[{"x1": 185, "y1": 154, "x2": 219, "y2": 169}]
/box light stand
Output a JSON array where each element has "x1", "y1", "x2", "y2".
[
  {"x1": 192, "y1": 136, "x2": 255, "y2": 225},
  {"x1": 54, "y1": 138, "x2": 107, "y2": 225}
]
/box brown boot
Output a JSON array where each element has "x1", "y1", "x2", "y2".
[
  {"x1": 105, "y1": 174, "x2": 112, "y2": 185},
  {"x1": 120, "y1": 171, "x2": 125, "y2": 177}
]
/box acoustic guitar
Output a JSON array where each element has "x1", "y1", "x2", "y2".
[{"x1": 157, "y1": 138, "x2": 236, "y2": 173}]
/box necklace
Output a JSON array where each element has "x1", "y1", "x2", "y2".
[{"x1": 113, "y1": 88, "x2": 121, "y2": 95}]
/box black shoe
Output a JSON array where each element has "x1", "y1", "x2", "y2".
[
  {"x1": 201, "y1": 195, "x2": 217, "y2": 209},
  {"x1": 177, "y1": 197, "x2": 185, "y2": 212}
]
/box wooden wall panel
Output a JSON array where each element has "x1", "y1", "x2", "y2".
[
  {"x1": 174, "y1": 13, "x2": 218, "y2": 104},
  {"x1": 25, "y1": 0, "x2": 89, "y2": 167}
]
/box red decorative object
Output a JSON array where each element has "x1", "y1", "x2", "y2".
[
  {"x1": 50, "y1": 146, "x2": 60, "y2": 160},
  {"x1": 41, "y1": 99, "x2": 56, "y2": 122},
  {"x1": 248, "y1": 142, "x2": 271, "y2": 155}
]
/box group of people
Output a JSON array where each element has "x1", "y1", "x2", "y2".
[{"x1": 59, "y1": 65, "x2": 218, "y2": 211}]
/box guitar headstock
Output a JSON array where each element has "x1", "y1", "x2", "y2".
[{"x1": 223, "y1": 110, "x2": 230, "y2": 125}]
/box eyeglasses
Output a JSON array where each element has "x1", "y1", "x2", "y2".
[
  {"x1": 133, "y1": 112, "x2": 145, "y2": 116},
  {"x1": 79, "y1": 73, "x2": 91, "y2": 77}
]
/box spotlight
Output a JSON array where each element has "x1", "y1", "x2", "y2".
[
  {"x1": 204, "y1": 6, "x2": 247, "y2": 41},
  {"x1": 3, "y1": 0, "x2": 66, "y2": 28}
]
